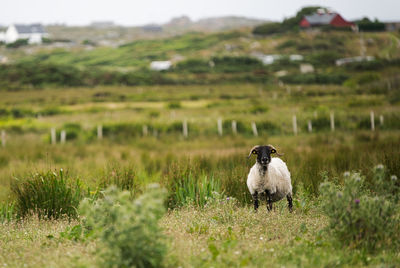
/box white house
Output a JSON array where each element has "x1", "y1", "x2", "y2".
[
  {"x1": 3, "y1": 24, "x2": 48, "y2": 44},
  {"x1": 0, "y1": 32, "x2": 5, "y2": 43}
]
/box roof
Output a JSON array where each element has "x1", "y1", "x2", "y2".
[
  {"x1": 303, "y1": 13, "x2": 337, "y2": 25},
  {"x1": 14, "y1": 24, "x2": 46, "y2": 34}
]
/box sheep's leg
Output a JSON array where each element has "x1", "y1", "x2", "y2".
[
  {"x1": 252, "y1": 192, "x2": 259, "y2": 211},
  {"x1": 265, "y1": 190, "x2": 273, "y2": 211},
  {"x1": 287, "y1": 194, "x2": 293, "y2": 213}
]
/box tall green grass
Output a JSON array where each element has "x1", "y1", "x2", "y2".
[
  {"x1": 0, "y1": 202, "x2": 15, "y2": 222},
  {"x1": 11, "y1": 169, "x2": 85, "y2": 219},
  {"x1": 171, "y1": 175, "x2": 221, "y2": 208}
]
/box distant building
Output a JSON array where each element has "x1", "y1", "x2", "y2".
[
  {"x1": 3, "y1": 24, "x2": 48, "y2": 44},
  {"x1": 150, "y1": 61, "x2": 172, "y2": 71},
  {"x1": 0, "y1": 32, "x2": 5, "y2": 43},
  {"x1": 300, "y1": 9, "x2": 354, "y2": 28},
  {"x1": 385, "y1": 22, "x2": 400, "y2": 32},
  {"x1": 90, "y1": 21, "x2": 115, "y2": 28},
  {"x1": 141, "y1": 24, "x2": 163, "y2": 32}
]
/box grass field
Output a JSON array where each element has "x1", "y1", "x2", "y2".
[
  {"x1": 1, "y1": 25, "x2": 400, "y2": 267},
  {"x1": 0, "y1": 80, "x2": 399, "y2": 267}
]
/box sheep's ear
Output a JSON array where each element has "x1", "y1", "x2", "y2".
[
  {"x1": 248, "y1": 145, "x2": 259, "y2": 158},
  {"x1": 268, "y1": 144, "x2": 283, "y2": 156}
]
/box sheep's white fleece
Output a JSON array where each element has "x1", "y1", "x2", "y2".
[{"x1": 247, "y1": 157, "x2": 292, "y2": 201}]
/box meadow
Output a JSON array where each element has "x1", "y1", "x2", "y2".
[
  {"x1": 1, "y1": 24, "x2": 400, "y2": 266},
  {"x1": 0, "y1": 80, "x2": 399, "y2": 267}
]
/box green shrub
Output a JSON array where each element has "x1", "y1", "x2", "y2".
[
  {"x1": 319, "y1": 169, "x2": 400, "y2": 252},
  {"x1": 281, "y1": 73, "x2": 348, "y2": 85},
  {"x1": 167, "y1": 101, "x2": 182, "y2": 109},
  {"x1": 356, "y1": 17, "x2": 386, "y2": 32},
  {"x1": 250, "y1": 104, "x2": 269, "y2": 114},
  {"x1": 253, "y1": 23, "x2": 286, "y2": 35},
  {"x1": 6, "y1": 39, "x2": 28, "y2": 48},
  {"x1": 11, "y1": 169, "x2": 84, "y2": 219},
  {"x1": 307, "y1": 51, "x2": 341, "y2": 66},
  {"x1": 277, "y1": 40, "x2": 297, "y2": 50},
  {"x1": 211, "y1": 56, "x2": 263, "y2": 73},
  {"x1": 370, "y1": 165, "x2": 400, "y2": 202},
  {"x1": 175, "y1": 58, "x2": 210, "y2": 73},
  {"x1": 79, "y1": 184, "x2": 167, "y2": 268}
]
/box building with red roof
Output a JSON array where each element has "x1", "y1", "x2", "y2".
[{"x1": 300, "y1": 9, "x2": 354, "y2": 28}]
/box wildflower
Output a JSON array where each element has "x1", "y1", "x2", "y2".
[
  {"x1": 343, "y1": 171, "x2": 350, "y2": 177},
  {"x1": 226, "y1": 197, "x2": 230, "y2": 201},
  {"x1": 354, "y1": 199, "x2": 360, "y2": 205},
  {"x1": 375, "y1": 164, "x2": 384, "y2": 170},
  {"x1": 354, "y1": 176, "x2": 361, "y2": 182},
  {"x1": 391, "y1": 175, "x2": 398, "y2": 181}
]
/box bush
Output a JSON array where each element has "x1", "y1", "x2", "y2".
[
  {"x1": 167, "y1": 101, "x2": 182, "y2": 109},
  {"x1": 79, "y1": 185, "x2": 167, "y2": 268},
  {"x1": 6, "y1": 39, "x2": 29, "y2": 48},
  {"x1": 308, "y1": 51, "x2": 341, "y2": 66},
  {"x1": 175, "y1": 58, "x2": 210, "y2": 73},
  {"x1": 11, "y1": 169, "x2": 84, "y2": 219},
  {"x1": 356, "y1": 17, "x2": 386, "y2": 32},
  {"x1": 253, "y1": 23, "x2": 286, "y2": 35},
  {"x1": 319, "y1": 168, "x2": 400, "y2": 252},
  {"x1": 280, "y1": 73, "x2": 348, "y2": 85},
  {"x1": 211, "y1": 56, "x2": 263, "y2": 73}
]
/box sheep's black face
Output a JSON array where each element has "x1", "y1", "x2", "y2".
[{"x1": 251, "y1": 145, "x2": 276, "y2": 167}]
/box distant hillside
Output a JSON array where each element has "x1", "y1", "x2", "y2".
[
  {"x1": 45, "y1": 16, "x2": 267, "y2": 44},
  {"x1": 164, "y1": 16, "x2": 267, "y2": 32}
]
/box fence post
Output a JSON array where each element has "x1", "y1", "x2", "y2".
[
  {"x1": 370, "y1": 111, "x2": 375, "y2": 131},
  {"x1": 251, "y1": 122, "x2": 258, "y2": 137},
  {"x1": 183, "y1": 120, "x2": 188, "y2": 138},
  {"x1": 51, "y1": 128, "x2": 56, "y2": 145},
  {"x1": 330, "y1": 112, "x2": 335, "y2": 132},
  {"x1": 379, "y1": 115, "x2": 384, "y2": 126},
  {"x1": 232, "y1": 120, "x2": 237, "y2": 135},
  {"x1": 1, "y1": 130, "x2": 5, "y2": 147},
  {"x1": 97, "y1": 125, "x2": 103, "y2": 140},
  {"x1": 60, "y1": 130, "x2": 66, "y2": 144},
  {"x1": 217, "y1": 118, "x2": 223, "y2": 136},
  {"x1": 292, "y1": 115, "x2": 297, "y2": 135},
  {"x1": 142, "y1": 125, "x2": 148, "y2": 136},
  {"x1": 307, "y1": 120, "x2": 312, "y2": 133}
]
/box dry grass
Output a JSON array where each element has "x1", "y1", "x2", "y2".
[{"x1": 0, "y1": 218, "x2": 96, "y2": 267}]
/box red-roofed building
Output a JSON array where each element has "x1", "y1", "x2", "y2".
[{"x1": 300, "y1": 9, "x2": 355, "y2": 28}]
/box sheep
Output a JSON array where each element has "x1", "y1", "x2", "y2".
[{"x1": 246, "y1": 145, "x2": 293, "y2": 212}]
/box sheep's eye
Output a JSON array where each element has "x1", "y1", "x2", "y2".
[
  {"x1": 271, "y1": 149, "x2": 276, "y2": 154},
  {"x1": 252, "y1": 150, "x2": 257, "y2": 154}
]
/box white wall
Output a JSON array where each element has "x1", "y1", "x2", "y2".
[
  {"x1": 0, "y1": 32, "x2": 5, "y2": 42},
  {"x1": 5, "y1": 25, "x2": 19, "y2": 43}
]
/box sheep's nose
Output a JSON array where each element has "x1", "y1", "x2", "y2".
[{"x1": 262, "y1": 157, "x2": 267, "y2": 162}]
